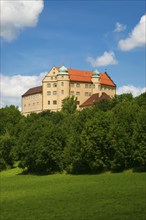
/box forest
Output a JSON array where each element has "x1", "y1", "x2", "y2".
[{"x1": 0, "y1": 93, "x2": 146, "y2": 174}]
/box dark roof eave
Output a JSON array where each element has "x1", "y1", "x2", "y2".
[
  {"x1": 22, "y1": 91, "x2": 42, "y2": 97},
  {"x1": 100, "y1": 83, "x2": 116, "y2": 87}
]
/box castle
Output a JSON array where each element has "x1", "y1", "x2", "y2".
[{"x1": 22, "y1": 66, "x2": 116, "y2": 115}]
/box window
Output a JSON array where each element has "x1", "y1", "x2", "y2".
[
  {"x1": 85, "y1": 84, "x2": 88, "y2": 88},
  {"x1": 51, "y1": 77, "x2": 53, "y2": 80},
  {"x1": 70, "y1": 83, "x2": 74, "y2": 87},
  {"x1": 77, "y1": 101, "x2": 80, "y2": 105},
  {"x1": 47, "y1": 83, "x2": 51, "y2": 88},
  {"x1": 89, "y1": 84, "x2": 92, "y2": 88},
  {"x1": 76, "y1": 92, "x2": 80, "y2": 96},
  {"x1": 61, "y1": 90, "x2": 64, "y2": 94},
  {"x1": 48, "y1": 101, "x2": 50, "y2": 105},
  {"x1": 53, "y1": 91, "x2": 57, "y2": 95},
  {"x1": 47, "y1": 91, "x2": 51, "y2": 95},
  {"x1": 70, "y1": 91, "x2": 74, "y2": 96},
  {"x1": 53, "y1": 100, "x2": 57, "y2": 105},
  {"x1": 85, "y1": 92, "x2": 88, "y2": 96},
  {"x1": 76, "y1": 83, "x2": 80, "y2": 87},
  {"x1": 89, "y1": 92, "x2": 91, "y2": 96},
  {"x1": 61, "y1": 82, "x2": 64, "y2": 86},
  {"x1": 53, "y1": 83, "x2": 57, "y2": 87}
]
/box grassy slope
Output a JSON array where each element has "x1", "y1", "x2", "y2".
[{"x1": 0, "y1": 168, "x2": 146, "y2": 220}]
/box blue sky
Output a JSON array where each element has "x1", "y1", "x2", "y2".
[{"x1": 1, "y1": 0, "x2": 146, "y2": 108}]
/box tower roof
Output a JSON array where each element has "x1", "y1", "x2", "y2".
[
  {"x1": 92, "y1": 69, "x2": 100, "y2": 77},
  {"x1": 57, "y1": 65, "x2": 68, "y2": 75}
]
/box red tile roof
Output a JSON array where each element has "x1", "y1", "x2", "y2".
[
  {"x1": 56, "y1": 67, "x2": 116, "y2": 86},
  {"x1": 100, "y1": 73, "x2": 116, "y2": 87},
  {"x1": 80, "y1": 92, "x2": 111, "y2": 108},
  {"x1": 68, "y1": 68, "x2": 92, "y2": 83},
  {"x1": 22, "y1": 86, "x2": 42, "y2": 97}
]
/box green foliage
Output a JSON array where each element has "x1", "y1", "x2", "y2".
[
  {"x1": 0, "y1": 106, "x2": 22, "y2": 170},
  {"x1": 0, "y1": 93, "x2": 146, "y2": 174},
  {"x1": 132, "y1": 105, "x2": 146, "y2": 171},
  {"x1": 62, "y1": 96, "x2": 78, "y2": 114},
  {"x1": 17, "y1": 116, "x2": 65, "y2": 174},
  {"x1": 93, "y1": 99, "x2": 112, "y2": 111}
]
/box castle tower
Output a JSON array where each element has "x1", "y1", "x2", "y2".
[
  {"x1": 91, "y1": 69, "x2": 101, "y2": 94},
  {"x1": 57, "y1": 66, "x2": 70, "y2": 110}
]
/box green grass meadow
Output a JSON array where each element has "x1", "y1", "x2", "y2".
[{"x1": 0, "y1": 168, "x2": 146, "y2": 220}]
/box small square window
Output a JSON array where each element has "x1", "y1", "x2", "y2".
[
  {"x1": 47, "y1": 83, "x2": 51, "y2": 88},
  {"x1": 47, "y1": 91, "x2": 51, "y2": 95},
  {"x1": 61, "y1": 90, "x2": 64, "y2": 94},
  {"x1": 85, "y1": 92, "x2": 88, "y2": 96},
  {"x1": 76, "y1": 83, "x2": 80, "y2": 88},
  {"x1": 61, "y1": 82, "x2": 64, "y2": 86},
  {"x1": 76, "y1": 92, "x2": 80, "y2": 96},
  {"x1": 53, "y1": 100, "x2": 57, "y2": 105},
  {"x1": 48, "y1": 101, "x2": 50, "y2": 105},
  {"x1": 70, "y1": 91, "x2": 74, "y2": 96},
  {"x1": 53, "y1": 91, "x2": 57, "y2": 95},
  {"x1": 53, "y1": 83, "x2": 57, "y2": 87}
]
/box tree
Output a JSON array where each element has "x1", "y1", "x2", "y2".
[
  {"x1": 0, "y1": 106, "x2": 22, "y2": 170},
  {"x1": 132, "y1": 106, "x2": 146, "y2": 171},
  {"x1": 0, "y1": 132, "x2": 14, "y2": 170},
  {"x1": 62, "y1": 96, "x2": 78, "y2": 114},
  {"x1": 108, "y1": 101, "x2": 139, "y2": 172},
  {"x1": 17, "y1": 116, "x2": 65, "y2": 174},
  {"x1": 93, "y1": 99, "x2": 112, "y2": 112}
]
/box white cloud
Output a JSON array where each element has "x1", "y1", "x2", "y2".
[
  {"x1": 0, "y1": 72, "x2": 47, "y2": 109},
  {"x1": 117, "y1": 85, "x2": 146, "y2": 97},
  {"x1": 114, "y1": 22, "x2": 126, "y2": 33},
  {"x1": 87, "y1": 51, "x2": 118, "y2": 68},
  {"x1": 118, "y1": 14, "x2": 146, "y2": 51},
  {"x1": 0, "y1": 0, "x2": 44, "y2": 41}
]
